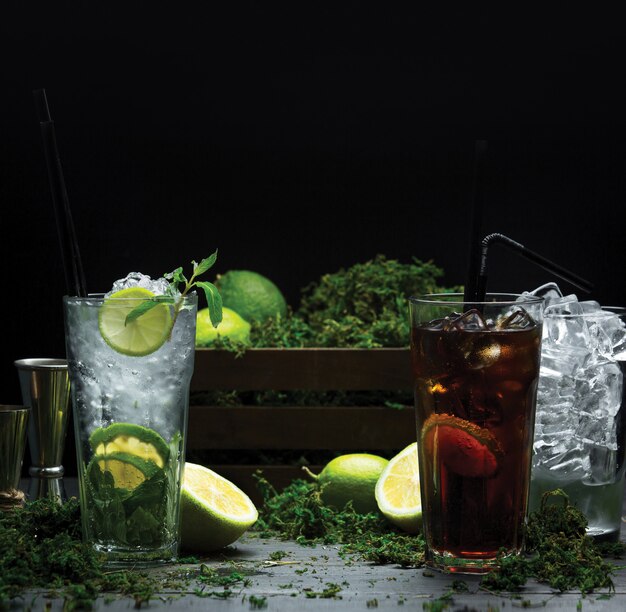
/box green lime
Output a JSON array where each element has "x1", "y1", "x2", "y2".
[
  {"x1": 304, "y1": 453, "x2": 389, "y2": 514},
  {"x1": 180, "y1": 462, "x2": 258, "y2": 552},
  {"x1": 98, "y1": 287, "x2": 172, "y2": 356},
  {"x1": 88, "y1": 451, "x2": 161, "y2": 491},
  {"x1": 195, "y1": 306, "x2": 251, "y2": 347},
  {"x1": 216, "y1": 270, "x2": 287, "y2": 323},
  {"x1": 89, "y1": 423, "x2": 170, "y2": 468}
]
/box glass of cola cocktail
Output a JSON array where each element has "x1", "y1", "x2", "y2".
[
  {"x1": 530, "y1": 296, "x2": 626, "y2": 542},
  {"x1": 409, "y1": 293, "x2": 543, "y2": 573}
]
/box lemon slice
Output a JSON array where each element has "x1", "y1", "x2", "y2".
[
  {"x1": 375, "y1": 442, "x2": 422, "y2": 534},
  {"x1": 98, "y1": 287, "x2": 172, "y2": 356},
  {"x1": 180, "y1": 462, "x2": 258, "y2": 552},
  {"x1": 90, "y1": 423, "x2": 170, "y2": 468}
]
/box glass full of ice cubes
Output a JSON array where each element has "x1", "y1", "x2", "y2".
[
  {"x1": 529, "y1": 286, "x2": 626, "y2": 542},
  {"x1": 63, "y1": 273, "x2": 198, "y2": 565}
]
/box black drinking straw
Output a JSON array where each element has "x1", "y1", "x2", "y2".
[
  {"x1": 34, "y1": 89, "x2": 87, "y2": 297},
  {"x1": 474, "y1": 232, "x2": 594, "y2": 302},
  {"x1": 463, "y1": 140, "x2": 488, "y2": 304}
]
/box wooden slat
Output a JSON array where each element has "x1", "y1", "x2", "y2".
[
  {"x1": 191, "y1": 348, "x2": 412, "y2": 391},
  {"x1": 187, "y1": 405, "x2": 415, "y2": 450}
]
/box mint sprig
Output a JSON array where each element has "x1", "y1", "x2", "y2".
[{"x1": 125, "y1": 250, "x2": 223, "y2": 328}]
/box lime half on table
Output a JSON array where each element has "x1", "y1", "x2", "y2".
[{"x1": 98, "y1": 287, "x2": 172, "y2": 356}]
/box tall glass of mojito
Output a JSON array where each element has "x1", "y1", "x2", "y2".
[
  {"x1": 64, "y1": 272, "x2": 202, "y2": 565},
  {"x1": 409, "y1": 294, "x2": 543, "y2": 574}
]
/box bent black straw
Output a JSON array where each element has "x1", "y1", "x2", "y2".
[
  {"x1": 34, "y1": 89, "x2": 87, "y2": 297},
  {"x1": 463, "y1": 140, "x2": 488, "y2": 304},
  {"x1": 475, "y1": 233, "x2": 593, "y2": 302}
]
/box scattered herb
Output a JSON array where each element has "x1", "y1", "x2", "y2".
[
  {"x1": 304, "y1": 582, "x2": 342, "y2": 599},
  {"x1": 482, "y1": 490, "x2": 616, "y2": 594},
  {"x1": 249, "y1": 594, "x2": 268, "y2": 608},
  {"x1": 253, "y1": 473, "x2": 424, "y2": 566}
]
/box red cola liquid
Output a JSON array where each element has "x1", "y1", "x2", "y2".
[{"x1": 411, "y1": 317, "x2": 541, "y2": 570}]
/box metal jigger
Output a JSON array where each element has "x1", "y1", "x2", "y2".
[
  {"x1": 0, "y1": 405, "x2": 30, "y2": 510},
  {"x1": 14, "y1": 358, "x2": 71, "y2": 503}
]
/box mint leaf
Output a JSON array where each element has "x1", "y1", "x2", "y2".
[
  {"x1": 125, "y1": 296, "x2": 175, "y2": 326},
  {"x1": 164, "y1": 266, "x2": 187, "y2": 286},
  {"x1": 192, "y1": 250, "x2": 218, "y2": 277},
  {"x1": 197, "y1": 281, "x2": 223, "y2": 326}
]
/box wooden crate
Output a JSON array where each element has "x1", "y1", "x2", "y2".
[{"x1": 188, "y1": 348, "x2": 415, "y2": 504}]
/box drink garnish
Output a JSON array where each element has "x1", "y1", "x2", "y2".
[
  {"x1": 89, "y1": 423, "x2": 170, "y2": 468},
  {"x1": 99, "y1": 252, "x2": 222, "y2": 356},
  {"x1": 127, "y1": 251, "x2": 222, "y2": 329},
  {"x1": 98, "y1": 287, "x2": 173, "y2": 356},
  {"x1": 420, "y1": 413, "x2": 502, "y2": 478}
]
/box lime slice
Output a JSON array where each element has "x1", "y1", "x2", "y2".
[
  {"x1": 88, "y1": 451, "x2": 161, "y2": 490},
  {"x1": 98, "y1": 287, "x2": 172, "y2": 356},
  {"x1": 180, "y1": 462, "x2": 258, "y2": 552},
  {"x1": 375, "y1": 442, "x2": 422, "y2": 534},
  {"x1": 421, "y1": 413, "x2": 502, "y2": 478},
  {"x1": 90, "y1": 423, "x2": 170, "y2": 468}
]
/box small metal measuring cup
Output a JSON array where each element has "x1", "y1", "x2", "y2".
[
  {"x1": 0, "y1": 405, "x2": 30, "y2": 510},
  {"x1": 14, "y1": 358, "x2": 71, "y2": 502}
]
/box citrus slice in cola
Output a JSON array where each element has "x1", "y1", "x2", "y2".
[{"x1": 421, "y1": 413, "x2": 502, "y2": 478}]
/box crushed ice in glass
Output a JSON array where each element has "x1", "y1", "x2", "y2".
[
  {"x1": 105, "y1": 272, "x2": 179, "y2": 298},
  {"x1": 531, "y1": 284, "x2": 626, "y2": 485}
]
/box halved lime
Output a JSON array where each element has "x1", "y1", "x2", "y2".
[
  {"x1": 375, "y1": 442, "x2": 422, "y2": 534},
  {"x1": 88, "y1": 451, "x2": 161, "y2": 491},
  {"x1": 90, "y1": 423, "x2": 170, "y2": 468},
  {"x1": 181, "y1": 462, "x2": 258, "y2": 552},
  {"x1": 98, "y1": 287, "x2": 172, "y2": 356}
]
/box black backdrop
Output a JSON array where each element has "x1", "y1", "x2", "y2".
[{"x1": 2, "y1": 4, "x2": 626, "y2": 409}]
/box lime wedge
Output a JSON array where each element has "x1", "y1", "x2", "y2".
[
  {"x1": 98, "y1": 287, "x2": 172, "y2": 356},
  {"x1": 88, "y1": 451, "x2": 161, "y2": 491},
  {"x1": 90, "y1": 423, "x2": 170, "y2": 468},
  {"x1": 180, "y1": 462, "x2": 258, "y2": 552},
  {"x1": 374, "y1": 443, "x2": 422, "y2": 534}
]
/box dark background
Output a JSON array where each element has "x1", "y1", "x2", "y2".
[{"x1": 2, "y1": 4, "x2": 626, "y2": 411}]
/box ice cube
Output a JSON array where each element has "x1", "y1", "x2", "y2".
[
  {"x1": 450, "y1": 309, "x2": 488, "y2": 331},
  {"x1": 523, "y1": 282, "x2": 563, "y2": 301},
  {"x1": 496, "y1": 307, "x2": 536, "y2": 330},
  {"x1": 106, "y1": 272, "x2": 176, "y2": 297}
]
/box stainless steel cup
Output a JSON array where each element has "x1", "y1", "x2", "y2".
[
  {"x1": 14, "y1": 358, "x2": 71, "y2": 502},
  {"x1": 0, "y1": 405, "x2": 30, "y2": 510}
]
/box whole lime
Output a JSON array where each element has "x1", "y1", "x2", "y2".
[
  {"x1": 196, "y1": 307, "x2": 251, "y2": 346},
  {"x1": 305, "y1": 453, "x2": 389, "y2": 514},
  {"x1": 216, "y1": 270, "x2": 288, "y2": 323}
]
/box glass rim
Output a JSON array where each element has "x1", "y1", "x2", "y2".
[
  {"x1": 408, "y1": 292, "x2": 544, "y2": 306},
  {"x1": 63, "y1": 293, "x2": 198, "y2": 303},
  {"x1": 0, "y1": 405, "x2": 30, "y2": 413},
  {"x1": 14, "y1": 358, "x2": 67, "y2": 370}
]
